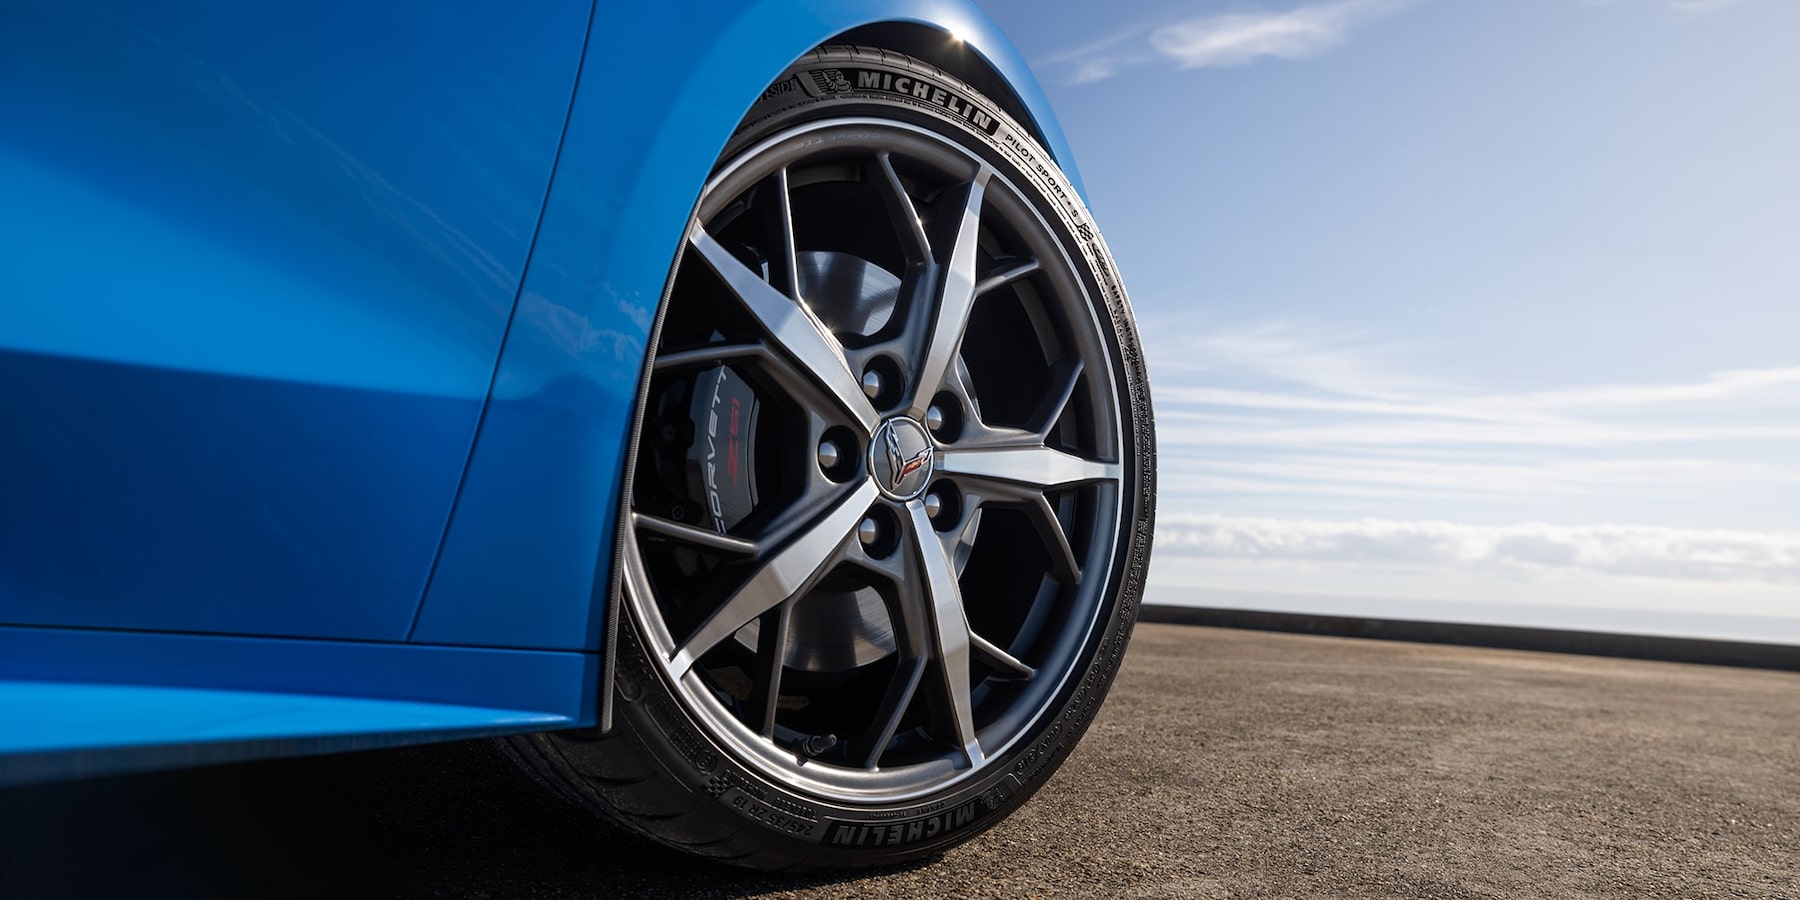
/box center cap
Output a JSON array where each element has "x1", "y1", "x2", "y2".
[{"x1": 869, "y1": 417, "x2": 935, "y2": 500}]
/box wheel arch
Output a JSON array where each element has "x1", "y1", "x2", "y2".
[{"x1": 409, "y1": 0, "x2": 1083, "y2": 664}]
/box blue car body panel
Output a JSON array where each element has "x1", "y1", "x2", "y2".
[
  {"x1": 0, "y1": 0, "x2": 1082, "y2": 781},
  {"x1": 0, "y1": 626, "x2": 592, "y2": 783},
  {"x1": 0, "y1": 0, "x2": 592, "y2": 640}
]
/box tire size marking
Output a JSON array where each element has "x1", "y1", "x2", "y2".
[{"x1": 720, "y1": 788, "x2": 819, "y2": 840}]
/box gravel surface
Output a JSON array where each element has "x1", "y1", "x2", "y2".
[{"x1": 4, "y1": 623, "x2": 1796, "y2": 899}]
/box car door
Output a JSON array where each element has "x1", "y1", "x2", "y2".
[{"x1": 0, "y1": 0, "x2": 592, "y2": 640}]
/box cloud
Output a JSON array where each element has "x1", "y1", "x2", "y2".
[
  {"x1": 1491, "y1": 366, "x2": 1800, "y2": 411},
  {"x1": 1046, "y1": 0, "x2": 1420, "y2": 83},
  {"x1": 1156, "y1": 514, "x2": 1800, "y2": 585},
  {"x1": 1158, "y1": 418, "x2": 1800, "y2": 449},
  {"x1": 1144, "y1": 317, "x2": 1800, "y2": 450},
  {"x1": 1584, "y1": 0, "x2": 1754, "y2": 18},
  {"x1": 1150, "y1": 0, "x2": 1409, "y2": 69},
  {"x1": 1159, "y1": 454, "x2": 1800, "y2": 502},
  {"x1": 1036, "y1": 27, "x2": 1156, "y2": 84},
  {"x1": 1149, "y1": 10, "x2": 1350, "y2": 69},
  {"x1": 1666, "y1": 0, "x2": 1746, "y2": 16},
  {"x1": 1144, "y1": 319, "x2": 1439, "y2": 400},
  {"x1": 1142, "y1": 316, "x2": 1800, "y2": 541}
]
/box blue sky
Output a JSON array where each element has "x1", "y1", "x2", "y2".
[{"x1": 980, "y1": 0, "x2": 1800, "y2": 641}]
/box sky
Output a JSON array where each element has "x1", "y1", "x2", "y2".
[{"x1": 979, "y1": 0, "x2": 1800, "y2": 642}]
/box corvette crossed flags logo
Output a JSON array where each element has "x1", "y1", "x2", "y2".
[{"x1": 884, "y1": 424, "x2": 933, "y2": 491}]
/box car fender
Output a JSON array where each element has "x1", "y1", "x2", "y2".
[{"x1": 410, "y1": 0, "x2": 1081, "y2": 651}]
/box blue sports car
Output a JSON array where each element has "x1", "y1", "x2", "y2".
[{"x1": 0, "y1": 0, "x2": 1155, "y2": 869}]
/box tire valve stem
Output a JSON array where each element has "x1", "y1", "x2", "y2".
[{"x1": 798, "y1": 733, "x2": 839, "y2": 760}]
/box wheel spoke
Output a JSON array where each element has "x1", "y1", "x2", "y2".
[
  {"x1": 971, "y1": 631, "x2": 1035, "y2": 681},
  {"x1": 906, "y1": 501, "x2": 983, "y2": 768},
  {"x1": 688, "y1": 225, "x2": 878, "y2": 432},
  {"x1": 751, "y1": 599, "x2": 795, "y2": 738},
  {"x1": 937, "y1": 443, "x2": 1121, "y2": 492},
  {"x1": 856, "y1": 656, "x2": 926, "y2": 769},
  {"x1": 874, "y1": 152, "x2": 931, "y2": 262},
  {"x1": 632, "y1": 511, "x2": 759, "y2": 556},
  {"x1": 939, "y1": 443, "x2": 1111, "y2": 583},
  {"x1": 973, "y1": 257, "x2": 1040, "y2": 298},
  {"x1": 651, "y1": 343, "x2": 766, "y2": 373},
  {"x1": 1023, "y1": 493, "x2": 1082, "y2": 584},
  {"x1": 669, "y1": 481, "x2": 878, "y2": 678},
  {"x1": 1026, "y1": 358, "x2": 1083, "y2": 438},
  {"x1": 773, "y1": 167, "x2": 802, "y2": 302},
  {"x1": 907, "y1": 169, "x2": 991, "y2": 419}
]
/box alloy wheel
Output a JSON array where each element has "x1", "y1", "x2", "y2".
[{"x1": 625, "y1": 118, "x2": 1126, "y2": 803}]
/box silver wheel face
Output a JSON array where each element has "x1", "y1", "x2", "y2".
[{"x1": 626, "y1": 118, "x2": 1126, "y2": 804}]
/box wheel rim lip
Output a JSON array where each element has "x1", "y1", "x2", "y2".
[{"x1": 624, "y1": 117, "x2": 1129, "y2": 804}]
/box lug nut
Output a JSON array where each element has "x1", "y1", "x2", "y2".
[
  {"x1": 858, "y1": 517, "x2": 881, "y2": 546},
  {"x1": 818, "y1": 440, "x2": 841, "y2": 470},
  {"x1": 923, "y1": 492, "x2": 944, "y2": 520},
  {"x1": 925, "y1": 404, "x2": 946, "y2": 434},
  {"x1": 861, "y1": 369, "x2": 883, "y2": 399}
]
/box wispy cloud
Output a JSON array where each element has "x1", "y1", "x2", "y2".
[
  {"x1": 1144, "y1": 316, "x2": 1800, "y2": 532},
  {"x1": 1147, "y1": 318, "x2": 1800, "y2": 445},
  {"x1": 1144, "y1": 319, "x2": 1439, "y2": 400},
  {"x1": 1151, "y1": 0, "x2": 1413, "y2": 68},
  {"x1": 1583, "y1": 0, "x2": 1754, "y2": 19},
  {"x1": 1157, "y1": 513, "x2": 1800, "y2": 585},
  {"x1": 1046, "y1": 0, "x2": 1420, "y2": 83},
  {"x1": 1162, "y1": 455, "x2": 1800, "y2": 501},
  {"x1": 1666, "y1": 0, "x2": 1748, "y2": 17},
  {"x1": 1148, "y1": 319, "x2": 1800, "y2": 418}
]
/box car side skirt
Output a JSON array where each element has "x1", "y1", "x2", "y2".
[{"x1": 0, "y1": 625, "x2": 595, "y2": 786}]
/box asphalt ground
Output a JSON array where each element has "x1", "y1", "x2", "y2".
[{"x1": 3, "y1": 623, "x2": 1796, "y2": 899}]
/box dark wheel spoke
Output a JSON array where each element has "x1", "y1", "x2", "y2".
[
  {"x1": 874, "y1": 151, "x2": 932, "y2": 263},
  {"x1": 773, "y1": 166, "x2": 802, "y2": 303},
  {"x1": 974, "y1": 257, "x2": 1040, "y2": 298},
  {"x1": 856, "y1": 656, "x2": 926, "y2": 769},
  {"x1": 940, "y1": 439, "x2": 1109, "y2": 584},
  {"x1": 650, "y1": 342, "x2": 765, "y2": 373},
  {"x1": 631, "y1": 511, "x2": 760, "y2": 556},
  {"x1": 751, "y1": 599, "x2": 795, "y2": 738},
  {"x1": 949, "y1": 481, "x2": 1079, "y2": 583},
  {"x1": 1026, "y1": 358, "x2": 1084, "y2": 438},
  {"x1": 1024, "y1": 492, "x2": 1082, "y2": 584},
  {"x1": 971, "y1": 631, "x2": 1035, "y2": 681}
]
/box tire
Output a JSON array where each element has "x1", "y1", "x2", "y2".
[{"x1": 504, "y1": 45, "x2": 1156, "y2": 871}]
